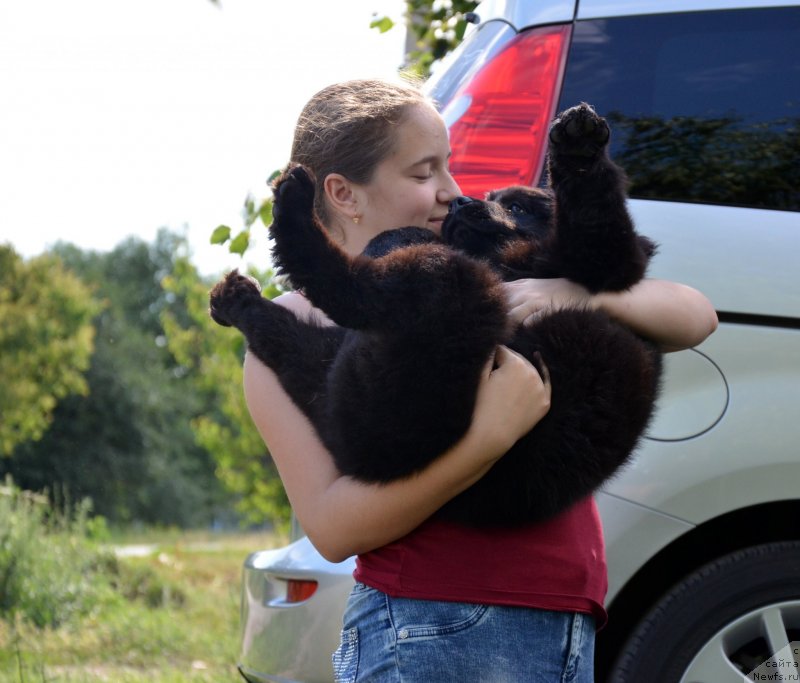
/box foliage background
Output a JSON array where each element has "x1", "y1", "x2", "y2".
[
  {"x1": 0, "y1": 0, "x2": 473, "y2": 536},
  {"x1": 0, "y1": 247, "x2": 97, "y2": 457},
  {"x1": 0, "y1": 3, "x2": 471, "y2": 677}
]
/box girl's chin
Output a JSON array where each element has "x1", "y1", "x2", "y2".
[{"x1": 427, "y1": 221, "x2": 444, "y2": 234}]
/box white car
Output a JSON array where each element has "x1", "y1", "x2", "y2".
[{"x1": 239, "y1": 1, "x2": 800, "y2": 681}]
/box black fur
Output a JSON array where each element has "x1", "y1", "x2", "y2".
[{"x1": 209, "y1": 103, "x2": 662, "y2": 526}]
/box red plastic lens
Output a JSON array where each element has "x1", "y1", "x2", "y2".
[
  {"x1": 445, "y1": 24, "x2": 572, "y2": 198},
  {"x1": 285, "y1": 579, "x2": 318, "y2": 603}
]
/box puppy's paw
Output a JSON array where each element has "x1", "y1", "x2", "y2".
[
  {"x1": 209, "y1": 270, "x2": 262, "y2": 327},
  {"x1": 271, "y1": 164, "x2": 315, "y2": 224},
  {"x1": 549, "y1": 103, "x2": 610, "y2": 159}
]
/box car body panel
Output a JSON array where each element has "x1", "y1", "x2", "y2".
[
  {"x1": 594, "y1": 491, "x2": 695, "y2": 604},
  {"x1": 628, "y1": 200, "x2": 800, "y2": 320},
  {"x1": 240, "y1": 540, "x2": 354, "y2": 683},
  {"x1": 474, "y1": 0, "x2": 800, "y2": 28},
  {"x1": 576, "y1": 0, "x2": 800, "y2": 20},
  {"x1": 472, "y1": 0, "x2": 575, "y2": 29},
  {"x1": 604, "y1": 323, "x2": 800, "y2": 523},
  {"x1": 643, "y1": 348, "x2": 728, "y2": 441}
]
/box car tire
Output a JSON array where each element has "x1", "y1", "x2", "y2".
[{"x1": 607, "y1": 541, "x2": 800, "y2": 683}]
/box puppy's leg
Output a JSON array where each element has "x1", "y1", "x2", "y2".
[
  {"x1": 209, "y1": 270, "x2": 343, "y2": 425},
  {"x1": 269, "y1": 165, "x2": 388, "y2": 330},
  {"x1": 209, "y1": 269, "x2": 264, "y2": 329},
  {"x1": 546, "y1": 103, "x2": 653, "y2": 292}
]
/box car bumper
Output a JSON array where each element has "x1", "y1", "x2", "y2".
[{"x1": 239, "y1": 537, "x2": 355, "y2": 683}]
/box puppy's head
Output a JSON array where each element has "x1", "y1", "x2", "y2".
[{"x1": 441, "y1": 186, "x2": 553, "y2": 258}]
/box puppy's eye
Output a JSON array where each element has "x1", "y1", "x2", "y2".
[{"x1": 507, "y1": 202, "x2": 526, "y2": 215}]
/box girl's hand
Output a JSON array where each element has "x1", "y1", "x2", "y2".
[
  {"x1": 504, "y1": 278, "x2": 592, "y2": 326},
  {"x1": 467, "y1": 345, "x2": 552, "y2": 463}
]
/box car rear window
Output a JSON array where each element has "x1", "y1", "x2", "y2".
[{"x1": 557, "y1": 7, "x2": 800, "y2": 211}]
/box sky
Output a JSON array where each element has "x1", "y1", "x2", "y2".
[{"x1": 0, "y1": 0, "x2": 407, "y2": 276}]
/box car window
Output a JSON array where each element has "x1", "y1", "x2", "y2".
[{"x1": 558, "y1": 7, "x2": 800, "y2": 211}]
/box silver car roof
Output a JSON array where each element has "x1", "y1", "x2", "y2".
[{"x1": 475, "y1": 0, "x2": 798, "y2": 29}]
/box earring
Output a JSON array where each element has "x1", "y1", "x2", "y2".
[{"x1": 353, "y1": 214, "x2": 361, "y2": 225}]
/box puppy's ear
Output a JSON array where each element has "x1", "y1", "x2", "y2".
[{"x1": 485, "y1": 189, "x2": 502, "y2": 202}]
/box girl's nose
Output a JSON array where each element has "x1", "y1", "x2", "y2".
[{"x1": 438, "y1": 185, "x2": 460, "y2": 205}]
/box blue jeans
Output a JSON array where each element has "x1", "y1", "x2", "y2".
[{"x1": 332, "y1": 582, "x2": 595, "y2": 682}]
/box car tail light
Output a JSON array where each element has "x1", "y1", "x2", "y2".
[
  {"x1": 444, "y1": 24, "x2": 572, "y2": 198},
  {"x1": 285, "y1": 578, "x2": 318, "y2": 603}
]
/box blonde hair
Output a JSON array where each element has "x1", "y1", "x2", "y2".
[{"x1": 290, "y1": 78, "x2": 430, "y2": 225}]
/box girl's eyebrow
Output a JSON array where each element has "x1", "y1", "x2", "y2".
[
  {"x1": 408, "y1": 151, "x2": 452, "y2": 168},
  {"x1": 410, "y1": 155, "x2": 437, "y2": 167}
]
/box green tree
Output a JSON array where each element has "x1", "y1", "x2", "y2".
[
  {"x1": 372, "y1": 0, "x2": 479, "y2": 77},
  {"x1": 162, "y1": 254, "x2": 291, "y2": 528},
  {"x1": 204, "y1": 192, "x2": 298, "y2": 527},
  {"x1": 2, "y1": 232, "x2": 231, "y2": 526},
  {"x1": 0, "y1": 245, "x2": 97, "y2": 456}
]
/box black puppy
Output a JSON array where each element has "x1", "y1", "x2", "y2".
[{"x1": 210, "y1": 104, "x2": 662, "y2": 526}]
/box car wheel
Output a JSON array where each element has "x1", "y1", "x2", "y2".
[{"x1": 607, "y1": 541, "x2": 800, "y2": 683}]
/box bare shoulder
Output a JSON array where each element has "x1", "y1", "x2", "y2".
[
  {"x1": 273, "y1": 290, "x2": 334, "y2": 327},
  {"x1": 241, "y1": 294, "x2": 301, "y2": 397},
  {"x1": 272, "y1": 290, "x2": 309, "y2": 314},
  {"x1": 242, "y1": 290, "x2": 332, "y2": 398}
]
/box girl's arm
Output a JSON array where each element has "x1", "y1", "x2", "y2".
[
  {"x1": 504, "y1": 278, "x2": 718, "y2": 351},
  {"x1": 244, "y1": 343, "x2": 550, "y2": 563}
]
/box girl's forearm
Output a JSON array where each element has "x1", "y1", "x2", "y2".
[
  {"x1": 593, "y1": 278, "x2": 718, "y2": 350},
  {"x1": 307, "y1": 428, "x2": 498, "y2": 562}
]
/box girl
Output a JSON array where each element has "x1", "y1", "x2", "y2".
[{"x1": 242, "y1": 79, "x2": 718, "y2": 682}]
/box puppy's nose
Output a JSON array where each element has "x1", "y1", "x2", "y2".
[{"x1": 450, "y1": 196, "x2": 473, "y2": 211}]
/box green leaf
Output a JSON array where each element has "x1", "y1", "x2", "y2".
[
  {"x1": 228, "y1": 230, "x2": 250, "y2": 256},
  {"x1": 259, "y1": 199, "x2": 273, "y2": 227},
  {"x1": 242, "y1": 195, "x2": 258, "y2": 228},
  {"x1": 370, "y1": 16, "x2": 395, "y2": 33},
  {"x1": 455, "y1": 18, "x2": 468, "y2": 42},
  {"x1": 210, "y1": 225, "x2": 231, "y2": 245}
]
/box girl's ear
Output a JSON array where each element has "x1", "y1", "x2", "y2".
[{"x1": 323, "y1": 173, "x2": 360, "y2": 222}]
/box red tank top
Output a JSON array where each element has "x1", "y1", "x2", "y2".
[{"x1": 354, "y1": 496, "x2": 608, "y2": 628}]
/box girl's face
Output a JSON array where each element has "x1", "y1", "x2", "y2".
[{"x1": 354, "y1": 104, "x2": 461, "y2": 242}]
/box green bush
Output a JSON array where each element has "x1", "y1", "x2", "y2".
[
  {"x1": 0, "y1": 479, "x2": 114, "y2": 628},
  {"x1": 114, "y1": 562, "x2": 187, "y2": 609}
]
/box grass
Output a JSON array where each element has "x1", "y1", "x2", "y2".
[{"x1": 0, "y1": 528, "x2": 284, "y2": 683}]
